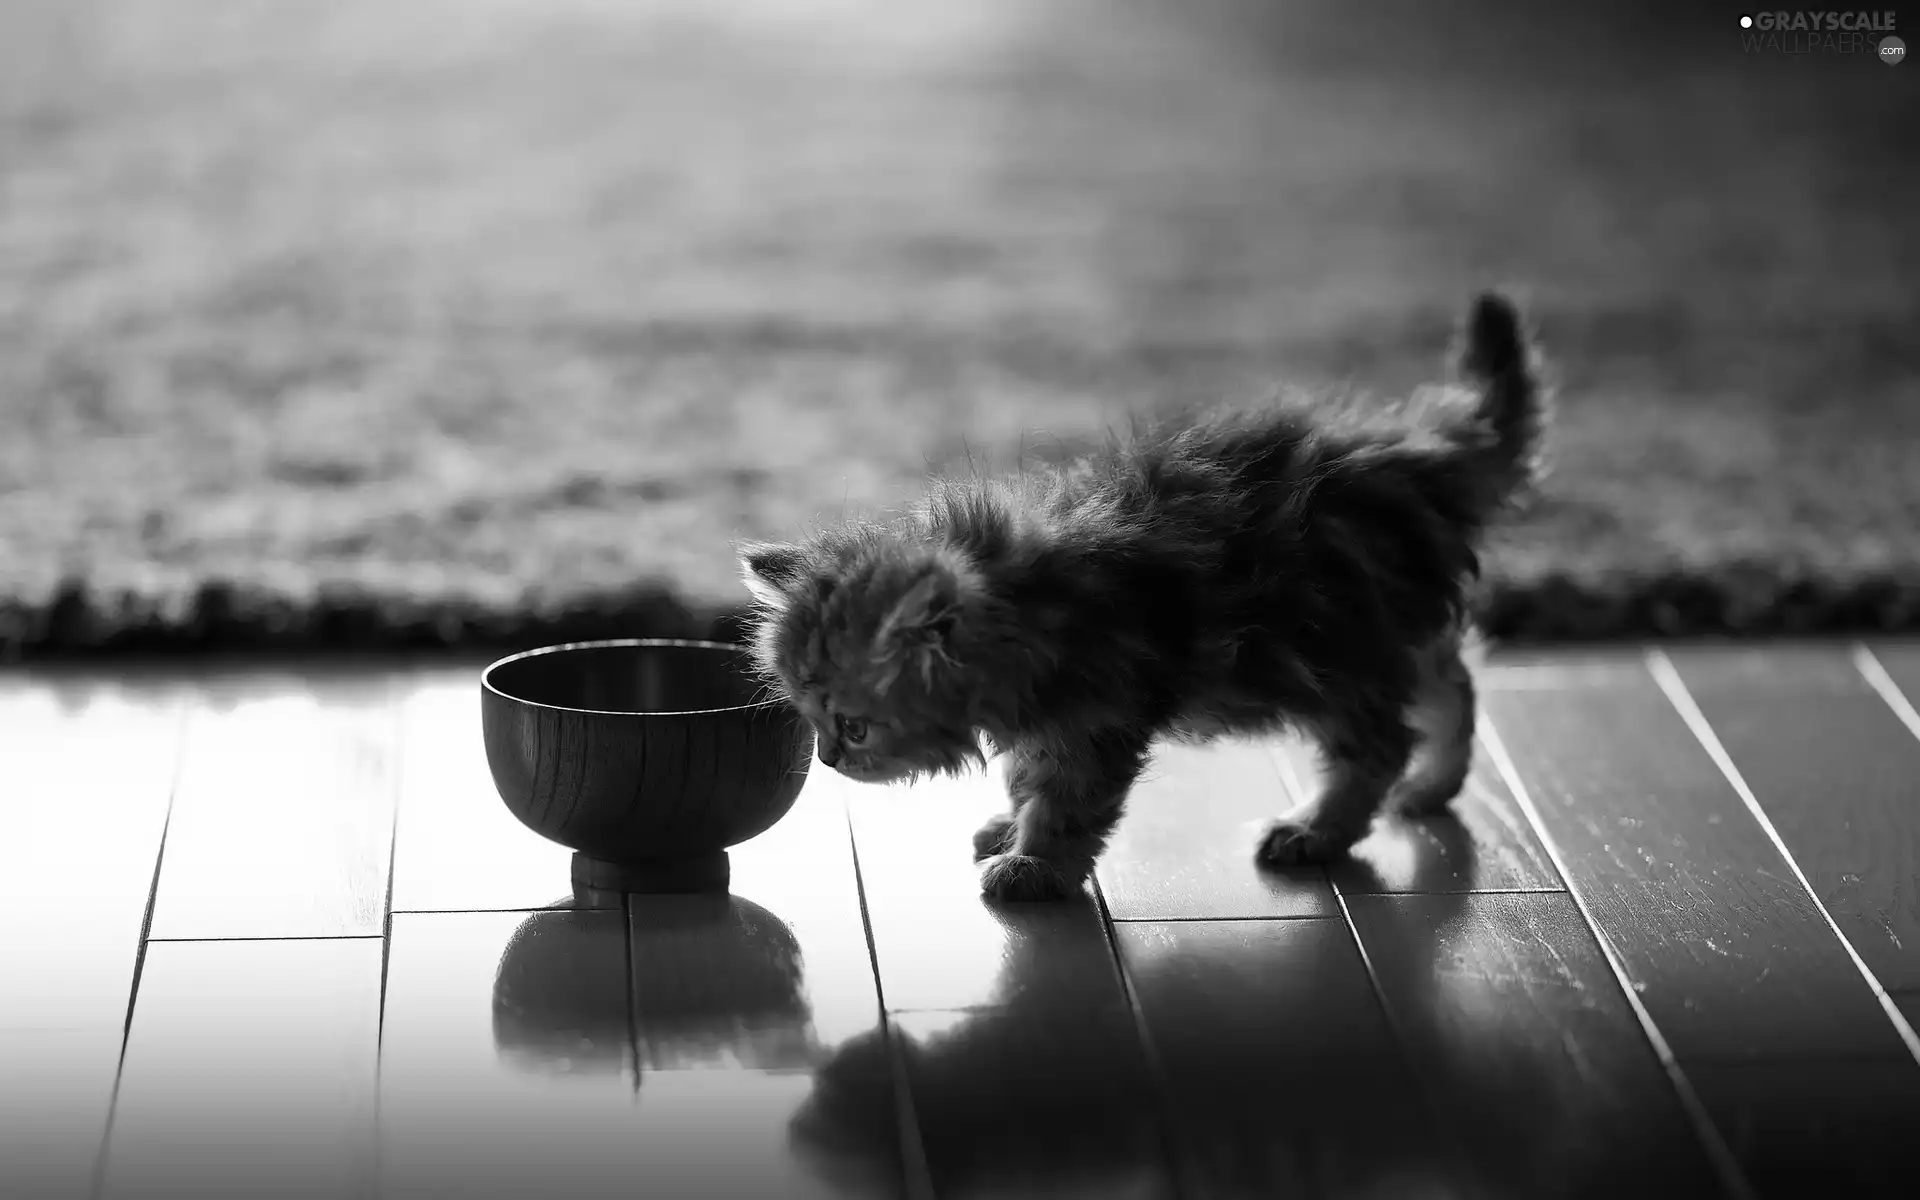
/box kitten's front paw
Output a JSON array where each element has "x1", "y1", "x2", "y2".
[
  {"x1": 971, "y1": 813, "x2": 1016, "y2": 861},
  {"x1": 978, "y1": 853, "x2": 1085, "y2": 902},
  {"x1": 1254, "y1": 818, "x2": 1355, "y2": 867}
]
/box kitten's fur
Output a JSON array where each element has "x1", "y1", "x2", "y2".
[{"x1": 739, "y1": 292, "x2": 1548, "y2": 901}]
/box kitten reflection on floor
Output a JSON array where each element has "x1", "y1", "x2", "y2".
[
  {"x1": 783, "y1": 850, "x2": 1461, "y2": 1198},
  {"x1": 788, "y1": 821, "x2": 1716, "y2": 1198}
]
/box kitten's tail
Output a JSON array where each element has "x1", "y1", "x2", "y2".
[{"x1": 1454, "y1": 290, "x2": 1548, "y2": 506}]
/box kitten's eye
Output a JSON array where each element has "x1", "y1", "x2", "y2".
[{"x1": 837, "y1": 715, "x2": 869, "y2": 744}]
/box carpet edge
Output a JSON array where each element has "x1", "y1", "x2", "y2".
[{"x1": 5, "y1": 568, "x2": 1920, "y2": 660}]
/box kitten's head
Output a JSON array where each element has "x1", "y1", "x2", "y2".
[{"x1": 738, "y1": 533, "x2": 986, "y2": 784}]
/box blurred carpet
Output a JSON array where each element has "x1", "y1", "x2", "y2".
[{"x1": 3, "y1": 0, "x2": 1917, "y2": 655}]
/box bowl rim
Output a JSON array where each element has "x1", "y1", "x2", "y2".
[{"x1": 481, "y1": 638, "x2": 787, "y2": 718}]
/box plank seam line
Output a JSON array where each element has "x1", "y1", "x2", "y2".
[
  {"x1": 1478, "y1": 712, "x2": 1756, "y2": 1200},
  {"x1": 1649, "y1": 648, "x2": 1920, "y2": 1068},
  {"x1": 371, "y1": 682, "x2": 405, "y2": 1193},
  {"x1": 1092, "y1": 865, "x2": 1193, "y2": 1198},
  {"x1": 1327, "y1": 884, "x2": 1488, "y2": 1187},
  {"x1": 89, "y1": 696, "x2": 191, "y2": 1199},
  {"x1": 840, "y1": 784, "x2": 938, "y2": 1200},
  {"x1": 387, "y1": 906, "x2": 622, "y2": 916},
  {"x1": 146, "y1": 934, "x2": 384, "y2": 943},
  {"x1": 377, "y1": 684, "x2": 404, "y2": 1066},
  {"x1": 1854, "y1": 643, "x2": 1920, "y2": 745},
  {"x1": 1109, "y1": 889, "x2": 1570, "y2": 919},
  {"x1": 1269, "y1": 741, "x2": 1487, "y2": 1184}
]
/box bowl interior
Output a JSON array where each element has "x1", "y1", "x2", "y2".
[{"x1": 486, "y1": 641, "x2": 769, "y2": 715}]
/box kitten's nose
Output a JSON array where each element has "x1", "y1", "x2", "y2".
[{"x1": 817, "y1": 741, "x2": 841, "y2": 768}]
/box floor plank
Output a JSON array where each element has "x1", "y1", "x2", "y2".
[
  {"x1": 377, "y1": 909, "x2": 643, "y2": 1199},
  {"x1": 1116, "y1": 918, "x2": 1479, "y2": 1199},
  {"x1": 845, "y1": 762, "x2": 1125, "y2": 1013},
  {"x1": 1344, "y1": 892, "x2": 1732, "y2": 1198},
  {"x1": 0, "y1": 678, "x2": 183, "y2": 1200},
  {"x1": 389, "y1": 670, "x2": 615, "y2": 914},
  {"x1": 636, "y1": 765, "x2": 907, "y2": 1199},
  {"x1": 381, "y1": 904, "x2": 902, "y2": 1199},
  {"x1": 1272, "y1": 736, "x2": 1563, "y2": 894},
  {"x1": 149, "y1": 672, "x2": 398, "y2": 939},
  {"x1": 679, "y1": 767, "x2": 884, "y2": 1057},
  {"x1": 627, "y1": 1068, "x2": 902, "y2": 1200},
  {"x1": 98, "y1": 938, "x2": 382, "y2": 1200},
  {"x1": 1098, "y1": 737, "x2": 1337, "y2": 920},
  {"x1": 382, "y1": 767, "x2": 901, "y2": 1198},
  {"x1": 1663, "y1": 646, "x2": 1920, "y2": 992},
  {"x1": 884, "y1": 1006, "x2": 1176, "y2": 1200},
  {"x1": 1689, "y1": 1060, "x2": 1920, "y2": 1198},
  {"x1": 0, "y1": 1026, "x2": 126, "y2": 1200},
  {"x1": 1477, "y1": 649, "x2": 1660, "y2": 692},
  {"x1": 1482, "y1": 663, "x2": 1910, "y2": 1062},
  {"x1": 842, "y1": 763, "x2": 1177, "y2": 1195}
]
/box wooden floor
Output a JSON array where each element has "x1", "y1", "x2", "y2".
[{"x1": 4, "y1": 642, "x2": 1920, "y2": 1200}]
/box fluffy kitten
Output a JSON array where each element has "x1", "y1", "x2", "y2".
[{"x1": 739, "y1": 292, "x2": 1548, "y2": 902}]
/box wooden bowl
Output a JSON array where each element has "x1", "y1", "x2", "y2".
[{"x1": 481, "y1": 639, "x2": 812, "y2": 893}]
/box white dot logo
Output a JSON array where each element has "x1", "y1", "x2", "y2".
[
  {"x1": 1882, "y1": 36, "x2": 1907, "y2": 64},
  {"x1": 1739, "y1": 15, "x2": 1754, "y2": 28}
]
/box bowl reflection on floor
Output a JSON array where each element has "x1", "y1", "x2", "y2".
[
  {"x1": 490, "y1": 894, "x2": 821, "y2": 1079},
  {"x1": 490, "y1": 908, "x2": 631, "y2": 1077}
]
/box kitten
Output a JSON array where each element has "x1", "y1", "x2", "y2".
[{"x1": 738, "y1": 292, "x2": 1549, "y2": 902}]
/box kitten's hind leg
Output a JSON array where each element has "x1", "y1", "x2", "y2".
[
  {"x1": 1390, "y1": 638, "x2": 1476, "y2": 816},
  {"x1": 1256, "y1": 706, "x2": 1415, "y2": 867},
  {"x1": 979, "y1": 729, "x2": 1151, "y2": 901}
]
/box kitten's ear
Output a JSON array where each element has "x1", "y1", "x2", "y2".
[
  {"x1": 738, "y1": 542, "x2": 808, "y2": 607},
  {"x1": 874, "y1": 562, "x2": 967, "y2": 686}
]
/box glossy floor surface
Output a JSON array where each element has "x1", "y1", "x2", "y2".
[{"x1": 4, "y1": 642, "x2": 1920, "y2": 1199}]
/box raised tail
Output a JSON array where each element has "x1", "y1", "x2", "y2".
[{"x1": 1453, "y1": 290, "x2": 1548, "y2": 503}]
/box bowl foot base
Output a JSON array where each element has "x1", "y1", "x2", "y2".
[{"x1": 571, "y1": 850, "x2": 731, "y2": 894}]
